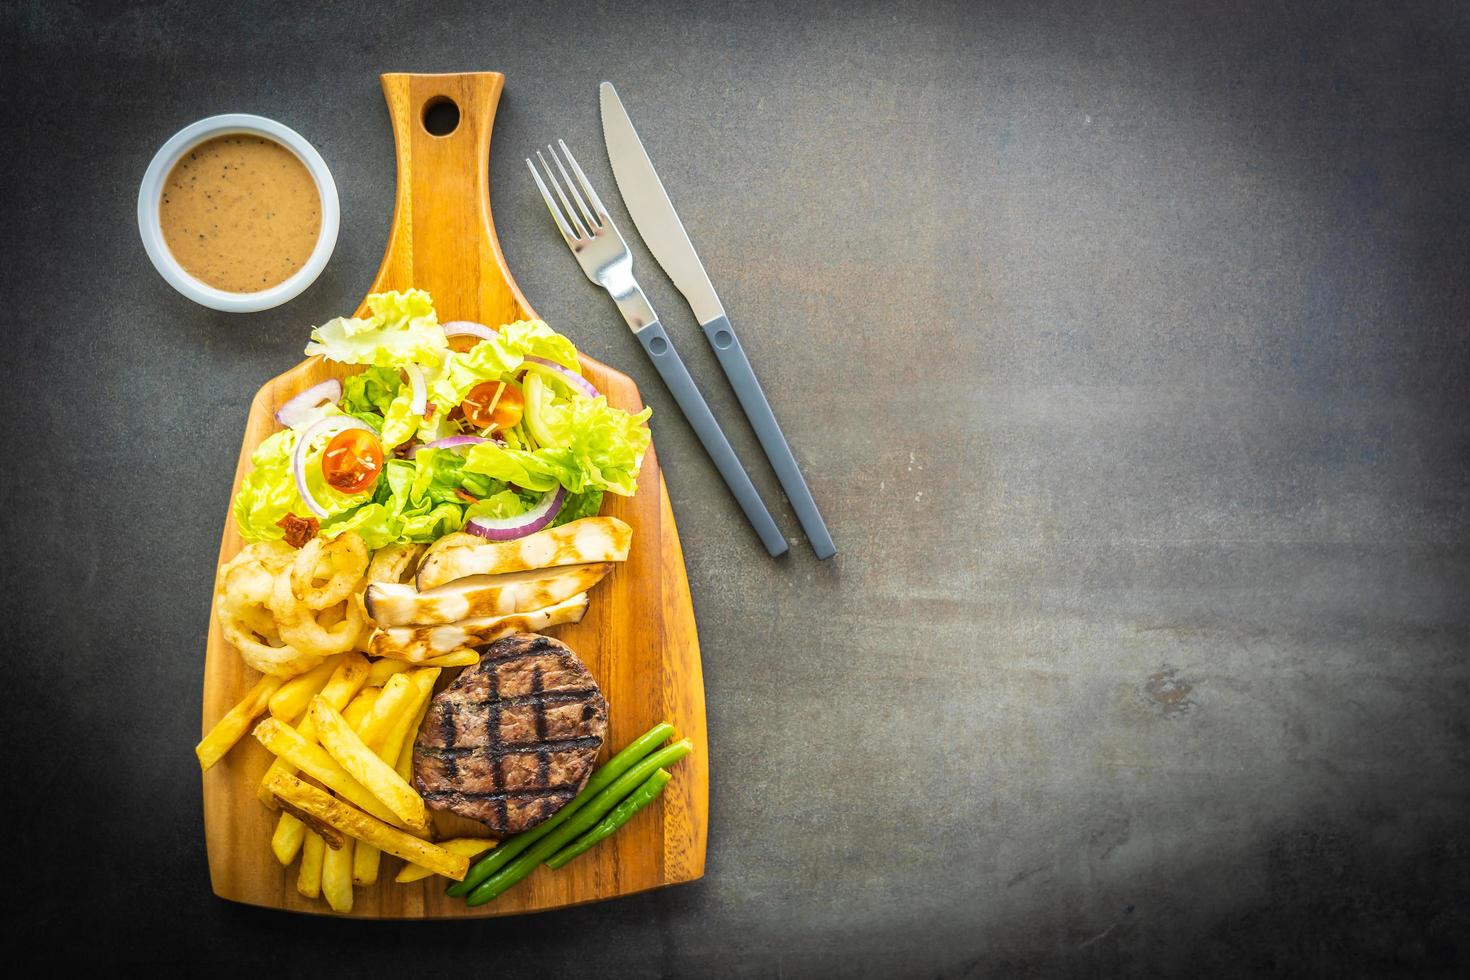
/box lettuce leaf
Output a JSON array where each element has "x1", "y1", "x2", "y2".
[
  {"x1": 429, "y1": 319, "x2": 582, "y2": 408},
  {"x1": 553, "y1": 489, "x2": 604, "y2": 526},
  {"x1": 232, "y1": 429, "x2": 306, "y2": 541},
  {"x1": 378, "y1": 388, "x2": 419, "y2": 449},
  {"x1": 463, "y1": 489, "x2": 538, "y2": 523},
  {"x1": 340, "y1": 366, "x2": 403, "y2": 428},
  {"x1": 461, "y1": 394, "x2": 651, "y2": 497},
  {"x1": 305, "y1": 289, "x2": 448, "y2": 369}
]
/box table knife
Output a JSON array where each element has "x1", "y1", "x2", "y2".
[{"x1": 600, "y1": 82, "x2": 837, "y2": 559}]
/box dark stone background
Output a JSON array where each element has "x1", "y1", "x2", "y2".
[{"x1": 4, "y1": 0, "x2": 1468, "y2": 975}]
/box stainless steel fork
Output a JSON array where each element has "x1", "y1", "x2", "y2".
[{"x1": 527, "y1": 141, "x2": 788, "y2": 557}]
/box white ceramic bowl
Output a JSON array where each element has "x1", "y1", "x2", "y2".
[{"x1": 137, "y1": 114, "x2": 340, "y2": 313}]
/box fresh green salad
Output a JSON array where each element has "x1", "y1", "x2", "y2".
[{"x1": 233, "y1": 290, "x2": 650, "y2": 549}]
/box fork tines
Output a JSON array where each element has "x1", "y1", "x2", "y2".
[{"x1": 527, "y1": 140, "x2": 610, "y2": 243}]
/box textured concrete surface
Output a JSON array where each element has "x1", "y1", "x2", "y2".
[{"x1": 4, "y1": 0, "x2": 1469, "y2": 974}]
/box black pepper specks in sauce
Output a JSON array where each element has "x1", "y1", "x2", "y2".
[{"x1": 158, "y1": 135, "x2": 321, "y2": 293}]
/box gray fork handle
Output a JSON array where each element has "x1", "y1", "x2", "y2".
[
  {"x1": 701, "y1": 315, "x2": 836, "y2": 559},
  {"x1": 633, "y1": 319, "x2": 789, "y2": 557}
]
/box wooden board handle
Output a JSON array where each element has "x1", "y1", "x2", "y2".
[{"x1": 360, "y1": 72, "x2": 535, "y2": 326}]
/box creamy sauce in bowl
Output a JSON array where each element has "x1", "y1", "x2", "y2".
[{"x1": 159, "y1": 135, "x2": 322, "y2": 293}]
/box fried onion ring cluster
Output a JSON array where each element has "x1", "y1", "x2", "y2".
[{"x1": 213, "y1": 532, "x2": 422, "y2": 678}]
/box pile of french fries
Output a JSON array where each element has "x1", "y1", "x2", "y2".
[
  {"x1": 197, "y1": 516, "x2": 637, "y2": 912},
  {"x1": 196, "y1": 651, "x2": 494, "y2": 911}
]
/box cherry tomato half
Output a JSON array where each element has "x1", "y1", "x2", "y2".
[
  {"x1": 321, "y1": 428, "x2": 384, "y2": 495},
  {"x1": 461, "y1": 380, "x2": 524, "y2": 431}
]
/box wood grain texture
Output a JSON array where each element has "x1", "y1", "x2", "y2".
[{"x1": 200, "y1": 71, "x2": 708, "y2": 918}]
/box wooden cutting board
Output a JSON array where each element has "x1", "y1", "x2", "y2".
[{"x1": 200, "y1": 72, "x2": 708, "y2": 917}]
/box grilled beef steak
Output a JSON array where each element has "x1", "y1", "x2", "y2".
[{"x1": 413, "y1": 632, "x2": 607, "y2": 835}]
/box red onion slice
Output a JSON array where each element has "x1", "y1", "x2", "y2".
[
  {"x1": 463, "y1": 485, "x2": 567, "y2": 541},
  {"x1": 404, "y1": 435, "x2": 487, "y2": 459},
  {"x1": 291, "y1": 416, "x2": 375, "y2": 519},
  {"x1": 404, "y1": 363, "x2": 427, "y2": 416},
  {"x1": 522, "y1": 355, "x2": 598, "y2": 398},
  {"x1": 275, "y1": 379, "x2": 342, "y2": 428},
  {"x1": 442, "y1": 321, "x2": 497, "y2": 343},
  {"x1": 428, "y1": 435, "x2": 488, "y2": 450}
]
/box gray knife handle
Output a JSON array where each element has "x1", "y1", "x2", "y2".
[
  {"x1": 633, "y1": 319, "x2": 789, "y2": 557},
  {"x1": 700, "y1": 315, "x2": 836, "y2": 559}
]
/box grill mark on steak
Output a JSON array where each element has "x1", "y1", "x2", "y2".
[
  {"x1": 422, "y1": 787, "x2": 577, "y2": 804},
  {"x1": 414, "y1": 734, "x2": 605, "y2": 759},
  {"x1": 449, "y1": 690, "x2": 600, "y2": 710},
  {"x1": 532, "y1": 665, "x2": 551, "y2": 786},
  {"x1": 482, "y1": 640, "x2": 559, "y2": 665},
  {"x1": 413, "y1": 632, "x2": 606, "y2": 836},
  {"x1": 419, "y1": 789, "x2": 578, "y2": 831},
  {"x1": 487, "y1": 656, "x2": 507, "y2": 828},
  {"x1": 438, "y1": 704, "x2": 459, "y2": 783}
]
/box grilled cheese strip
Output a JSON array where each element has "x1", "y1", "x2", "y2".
[
  {"x1": 368, "y1": 592, "x2": 591, "y2": 662},
  {"x1": 415, "y1": 517, "x2": 632, "y2": 591},
  {"x1": 365, "y1": 562, "x2": 614, "y2": 627}
]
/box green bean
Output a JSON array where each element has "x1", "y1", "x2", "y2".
[
  {"x1": 445, "y1": 721, "x2": 676, "y2": 898},
  {"x1": 465, "y1": 739, "x2": 692, "y2": 906},
  {"x1": 546, "y1": 768, "x2": 671, "y2": 870}
]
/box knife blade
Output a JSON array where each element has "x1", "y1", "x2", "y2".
[
  {"x1": 599, "y1": 82, "x2": 725, "y2": 325},
  {"x1": 599, "y1": 82, "x2": 836, "y2": 559}
]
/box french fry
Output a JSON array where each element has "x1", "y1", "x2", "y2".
[
  {"x1": 394, "y1": 838, "x2": 497, "y2": 883},
  {"x1": 260, "y1": 653, "x2": 369, "y2": 808},
  {"x1": 351, "y1": 836, "x2": 381, "y2": 886},
  {"x1": 309, "y1": 696, "x2": 429, "y2": 832},
  {"x1": 268, "y1": 655, "x2": 342, "y2": 720},
  {"x1": 195, "y1": 674, "x2": 285, "y2": 771},
  {"x1": 272, "y1": 811, "x2": 308, "y2": 866},
  {"x1": 370, "y1": 646, "x2": 479, "y2": 678},
  {"x1": 298, "y1": 831, "x2": 325, "y2": 898},
  {"x1": 263, "y1": 770, "x2": 469, "y2": 880},
  {"x1": 367, "y1": 657, "x2": 413, "y2": 687},
  {"x1": 253, "y1": 717, "x2": 416, "y2": 830},
  {"x1": 354, "y1": 668, "x2": 441, "y2": 885},
  {"x1": 379, "y1": 669, "x2": 439, "y2": 766},
  {"x1": 263, "y1": 656, "x2": 370, "y2": 865},
  {"x1": 396, "y1": 672, "x2": 437, "y2": 780},
  {"x1": 343, "y1": 687, "x2": 381, "y2": 729},
  {"x1": 321, "y1": 837, "x2": 355, "y2": 913},
  {"x1": 366, "y1": 649, "x2": 475, "y2": 685},
  {"x1": 359, "y1": 673, "x2": 419, "y2": 752},
  {"x1": 422, "y1": 649, "x2": 480, "y2": 668}
]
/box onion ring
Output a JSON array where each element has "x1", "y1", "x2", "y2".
[
  {"x1": 272, "y1": 569, "x2": 366, "y2": 657},
  {"x1": 217, "y1": 592, "x2": 321, "y2": 678},
  {"x1": 289, "y1": 532, "x2": 369, "y2": 610}
]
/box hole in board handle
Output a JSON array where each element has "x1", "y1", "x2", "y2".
[{"x1": 422, "y1": 97, "x2": 460, "y2": 137}]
